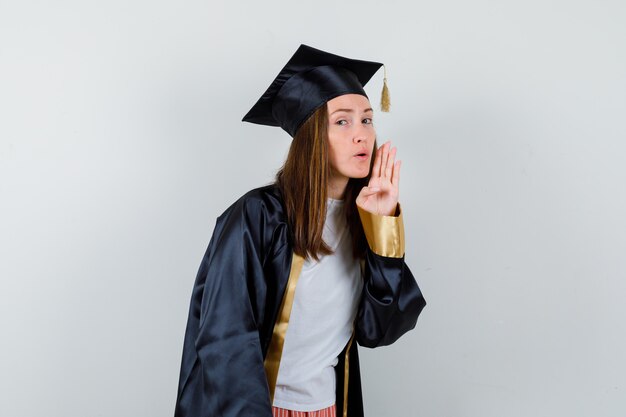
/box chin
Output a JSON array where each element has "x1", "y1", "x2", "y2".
[{"x1": 349, "y1": 170, "x2": 370, "y2": 179}]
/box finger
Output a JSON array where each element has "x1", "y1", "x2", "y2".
[
  {"x1": 385, "y1": 146, "x2": 396, "y2": 179},
  {"x1": 371, "y1": 144, "x2": 382, "y2": 179},
  {"x1": 391, "y1": 160, "x2": 401, "y2": 187},
  {"x1": 360, "y1": 186, "x2": 381, "y2": 197},
  {"x1": 380, "y1": 141, "x2": 390, "y2": 178}
]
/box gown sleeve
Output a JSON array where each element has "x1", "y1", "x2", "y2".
[
  {"x1": 354, "y1": 204, "x2": 426, "y2": 348},
  {"x1": 174, "y1": 196, "x2": 274, "y2": 417}
]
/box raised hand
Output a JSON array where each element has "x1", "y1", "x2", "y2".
[{"x1": 356, "y1": 141, "x2": 401, "y2": 216}]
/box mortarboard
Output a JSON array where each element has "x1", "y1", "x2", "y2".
[{"x1": 242, "y1": 44, "x2": 389, "y2": 137}]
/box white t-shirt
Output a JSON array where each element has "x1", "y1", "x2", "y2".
[{"x1": 272, "y1": 198, "x2": 364, "y2": 411}]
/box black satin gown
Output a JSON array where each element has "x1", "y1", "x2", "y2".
[{"x1": 174, "y1": 184, "x2": 426, "y2": 417}]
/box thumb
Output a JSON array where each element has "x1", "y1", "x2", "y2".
[{"x1": 359, "y1": 186, "x2": 380, "y2": 198}]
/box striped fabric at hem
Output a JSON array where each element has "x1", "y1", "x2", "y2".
[{"x1": 272, "y1": 404, "x2": 336, "y2": 417}]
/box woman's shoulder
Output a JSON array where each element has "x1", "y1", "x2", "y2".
[
  {"x1": 212, "y1": 183, "x2": 289, "y2": 254},
  {"x1": 218, "y1": 183, "x2": 286, "y2": 224},
  {"x1": 241, "y1": 183, "x2": 283, "y2": 206}
]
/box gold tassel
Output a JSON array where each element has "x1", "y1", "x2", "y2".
[{"x1": 380, "y1": 65, "x2": 391, "y2": 112}]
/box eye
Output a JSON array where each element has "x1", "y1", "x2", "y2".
[
  {"x1": 362, "y1": 118, "x2": 373, "y2": 125},
  {"x1": 336, "y1": 119, "x2": 348, "y2": 126}
]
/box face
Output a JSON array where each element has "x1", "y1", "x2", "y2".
[{"x1": 326, "y1": 94, "x2": 376, "y2": 184}]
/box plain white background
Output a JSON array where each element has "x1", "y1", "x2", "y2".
[{"x1": 1, "y1": 1, "x2": 625, "y2": 416}]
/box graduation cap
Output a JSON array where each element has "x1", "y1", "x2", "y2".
[{"x1": 242, "y1": 44, "x2": 390, "y2": 137}]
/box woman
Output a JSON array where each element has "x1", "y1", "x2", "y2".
[{"x1": 174, "y1": 44, "x2": 426, "y2": 417}]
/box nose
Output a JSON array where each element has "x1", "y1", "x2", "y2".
[{"x1": 353, "y1": 123, "x2": 371, "y2": 144}]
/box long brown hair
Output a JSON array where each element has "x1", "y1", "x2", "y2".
[{"x1": 275, "y1": 103, "x2": 375, "y2": 261}]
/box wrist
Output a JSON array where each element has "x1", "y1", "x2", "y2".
[{"x1": 357, "y1": 203, "x2": 405, "y2": 258}]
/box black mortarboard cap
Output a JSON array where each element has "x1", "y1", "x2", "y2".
[{"x1": 242, "y1": 44, "x2": 384, "y2": 137}]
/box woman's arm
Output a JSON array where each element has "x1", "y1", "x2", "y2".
[
  {"x1": 354, "y1": 141, "x2": 426, "y2": 347},
  {"x1": 175, "y1": 196, "x2": 274, "y2": 417},
  {"x1": 354, "y1": 205, "x2": 426, "y2": 348}
]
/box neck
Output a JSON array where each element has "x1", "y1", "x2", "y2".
[{"x1": 328, "y1": 175, "x2": 348, "y2": 200}]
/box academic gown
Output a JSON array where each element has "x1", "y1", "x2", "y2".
[{"x1": 174, "y1": 184, "x2": 426, "y2": 417}]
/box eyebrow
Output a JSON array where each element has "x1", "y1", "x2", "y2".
[{"x1": 329, "y1": 107, "x2": 374, "y2": 116}]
